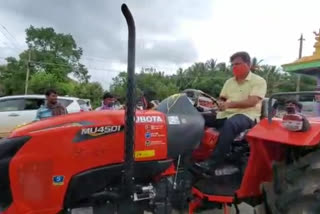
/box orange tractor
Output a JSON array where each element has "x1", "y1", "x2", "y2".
[{"x1": 1, "y1": 4, "x2": 320, "y2": 214}]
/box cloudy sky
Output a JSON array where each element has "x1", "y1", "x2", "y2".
[{"x1": 0, "y1": 0, "x2": 320, "y2": 89}]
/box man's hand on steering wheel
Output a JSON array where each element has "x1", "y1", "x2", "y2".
[
  {"x1": 216, "y1": 96, "x2": 228, "y2": 111},
  {"x1": 217, "y1": 101, "x2": 227, "y2": 111}
]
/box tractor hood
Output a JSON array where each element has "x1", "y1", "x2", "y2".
[
  {"x1": 9, "y1": 111, "x2": 126, "y2": 138},
  {"x1": 0, "y1": 136, "x2": 31, "y2": 209}
]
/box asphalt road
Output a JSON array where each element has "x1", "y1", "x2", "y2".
[
  {"x1": 2, "y1": 202, "x2": 266, "y2": 214},
  {"x1": 71, "y1": 202, "x2": 265, "y2": 214},
  {"x1": 166, "y1": 203, "x2": 262, "y2": 214},
  {"x1": 1, "y1": 202, "x2": 262, "y2": 214}
]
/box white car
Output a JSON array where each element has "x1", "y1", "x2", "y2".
[
  {"x1": 78, "y1": 99, "x2": 93, "y2": 111},
  {"x1": 0, "y1": 95, "x2": 91, "y2": 138}
]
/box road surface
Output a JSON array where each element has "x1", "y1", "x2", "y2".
[{"x1": 72, "y1": 202, "x2": 265, "y2": 213}]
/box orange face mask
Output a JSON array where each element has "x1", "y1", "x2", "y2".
[{"x1": 232, "y1": 64, "x2": 249, "y2": 79}]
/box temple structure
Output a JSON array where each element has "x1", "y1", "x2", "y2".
[{"x1": 282, "y1": 29, "x2": 320, "y2": 87}]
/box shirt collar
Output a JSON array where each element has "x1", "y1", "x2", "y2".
[
  {"x1": 245, "y1": 71, "x2": 252, "y2": 81},
  {"x1": 232, "y1": 71, "x2": 252, "y2": 82}
]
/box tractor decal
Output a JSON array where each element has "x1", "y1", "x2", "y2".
[
  {"x1": 136, "y1": 116, "x2": 163, "y2": 123},
  {"x1": 73, "y1": 125, "x2": 124, "y2": 142}
]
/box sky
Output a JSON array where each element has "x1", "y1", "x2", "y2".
[{"x1": 0, "y1": 0, "x2": 320, "y2": 89}]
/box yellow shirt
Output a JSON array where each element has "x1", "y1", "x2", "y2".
[{"x1": 217, "y1": 72, "x2": 267, "y2": 121}]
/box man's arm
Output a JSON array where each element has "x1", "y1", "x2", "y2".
[
  {"x1": 217, "y1": 80, "x2": 230, "y2": 110},
  {"x1": 34, "y1": 109, "x2": 41, "y2": 121},
  {"x1": 225, "y1": 96, "x2": 261, "y2": 109},
  {"x1": 219, "y1": 80, "x2": 229, "y2": 100}
]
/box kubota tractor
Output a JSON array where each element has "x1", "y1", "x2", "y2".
[{"x1": 1, "y1": 4, "x2": 320, "y2": 214}]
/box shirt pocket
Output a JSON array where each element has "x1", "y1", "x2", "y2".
[{"x1": 233, "y1": 83, "x2": 252, "y2": 101}]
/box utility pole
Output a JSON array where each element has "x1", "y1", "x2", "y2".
[
  {"x1": 24, "y1": 49, "x2": 31, "y2": 95},
  {"x1": 296, "y1": 34, "x2": 305, "y2": 92}
]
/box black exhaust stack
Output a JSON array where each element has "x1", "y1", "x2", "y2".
[{"x1": 121, "y1": 4, "x2": 136, "y2": 196}]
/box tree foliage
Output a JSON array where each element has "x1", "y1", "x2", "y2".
[
  {"x1": 71, "y1": 82, "x2": 104, "y2": 108},
  {"x1": 110, "y1": 68, "x2": 180, "y2": 102},
  {"x1": 0, "y1": 26, "x2": 103, "y2": 108},
  {"x1": 0, "y1": 26, "x2": 317, "y2": 107},
  {"x1": 25, "y1": 26, "x2": 90, "y2": 82},
  {"x1": 110, "y1": 59, "x2": 317, "y2": 101}
]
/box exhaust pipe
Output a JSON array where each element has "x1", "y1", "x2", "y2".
[{"x1": 121, "y1": 4, "x2": 136, "y2": 196}]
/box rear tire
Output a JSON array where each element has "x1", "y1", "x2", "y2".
[{"x1": 264, "y1": 150, "x2": 320, "y2": 214}]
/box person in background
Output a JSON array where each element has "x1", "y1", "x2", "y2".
[
  {"x1": 150, "y1": 100, "x2": 159, "y2": 109},
  {"x1": 314, "y1": 87, "x2": 320, "y2": 117},
  {"x1": 35, "y1": 89, "x2": 67, "y2": 121},
  {"x1": 139, "y1": 90, "x2": 157, "y2": 110},
  {"x1": 315, "y1": 86, "x2": 320, "y2": 102},
  {"x1": 271, "y1": 100, "x2": 279, "y2": 117},
  {"x1": 96, "y1": 92, "x2": 120, "y2": 110},
  {"x1": 285, "y1": 99, "x2": 303, "y2": 113}
]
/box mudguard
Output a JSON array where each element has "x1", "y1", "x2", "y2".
[
  {"x1": 229, "y1": 117, "x2": 320, "y2": 199},
  {"x1": 247, "y1": 118, "x2": 320, "y2": 147}
]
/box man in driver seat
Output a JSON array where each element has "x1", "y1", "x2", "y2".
[{"x1": 198, "y1": 51, "x2": 267, "y2": 171}]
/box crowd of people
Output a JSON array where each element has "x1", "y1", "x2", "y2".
[{"x1": 34, "y1": 89, "x2": 158, "y2": 121}]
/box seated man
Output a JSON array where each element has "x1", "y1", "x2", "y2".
[
  {"x1": 198, "y1": 51, "x2": 267, "y2": 171},
  {"x1": 285, "y1": 99, "x2": 303, "y2": 113}
]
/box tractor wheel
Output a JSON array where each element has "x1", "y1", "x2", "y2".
[{"x1": 263, "y1": 150, "x2": 320, "y2": 214}]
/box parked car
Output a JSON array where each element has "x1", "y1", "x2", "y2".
[
  {"x1": 0, "y1": 95, "x2": 91, "y2": 138},
  {"x1": 77, "y1": 98, "x2": 92, "y2": 111}
]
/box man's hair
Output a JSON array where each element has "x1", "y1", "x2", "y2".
[
  {"x1": 230, "y1": 51, "x2": 251, "y2": 65},
  {"x1": 103, "y1": 92, "x2": 114, "y2": 100},
  {"x1": 285, "y1": 99, "x2": 303, "y2": 111},
  {"x1": 45, "y1": 89, "x2": 57, "y2": 97}
]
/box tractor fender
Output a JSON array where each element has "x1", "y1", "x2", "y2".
[{"x1": 246, "y1": 118, "x2": 320, "y2": 147}]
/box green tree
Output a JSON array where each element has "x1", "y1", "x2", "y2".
[
  {"x1": 0, "y1": 25, "x2": 107, "y2": 110},
  {"x1": 174, "y1": 59, "x2": 232, "y2": 97},
  {"x1": 0, "y1": 25, "x2": 96, "y2": 98},
  {"x1": 251, "y1": 57, "x2": 264, "y2": 72},
  {"x1": 0, "y1": 57, "x2": 26, "y2": 95},
  {"x1": 29, "y1": 72, "x2": 60, "y2": 94},
  {"x1": 28, "y1": 72, "x2": 78, "y2": 95},
  {"x1": 72, "y1": 82, "x2": 104, "y2": 108},
  {"x1": 254, "y1": 65, "x2": 284, "y2": 96},
  {"x1": 109, "y1": 58, "x2": 319, "y2": 102},
  {"x1": 109, "y1": 72, "x2": 128, "y2": 99},
  {"x1": 25, "y1": 26, "x2": 90, "y2": 82},
  {"x1": 110, "y1": 68, "x2": 179, "y2": 101},
  {"x1": 253, "y1": 64, "x2": 316, "y2": 96}
]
